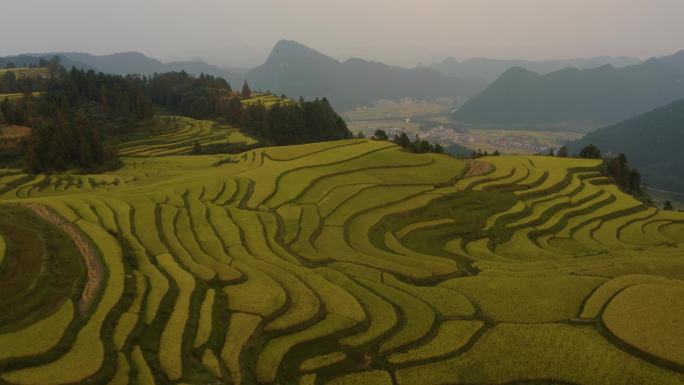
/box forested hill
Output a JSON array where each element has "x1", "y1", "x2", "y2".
[
  {"x1": 453, "y1": 50, "x2": 684, "y2": 129},
  {"x1": 0, "y1": 63, "x2": 351, "y2": 173},
  {"x1": 567, "y1": 98, "x2": 684, "y2": 193},
  {"x1": 247, "y1": 40, "x2": 487, "y2": 111}
]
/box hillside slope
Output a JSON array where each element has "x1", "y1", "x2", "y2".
[
  {"x1": 453, "y1": 50, "x2": 684, "y2": 129},
  {"x1": 567, "y1": 98, "x2": 684, "y2": 192},
  {"x1": 0, "y1": 135, "x2": 683, "y2": 384},
  {"x1": 247, "y1": 40, "x2": 487, "y2": 110}
]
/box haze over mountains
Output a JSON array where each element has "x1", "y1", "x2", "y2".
[
  {"x1": 567, "y1": 98, "x2": 684, "y2": 193},
  {"x1": 245, "y1": 40, "x2": 487, "y2": 111},
  {"x1": 4, "y1": 39, "x2": 655, "y2": 113},
  {"x1": 454, "y1": 50, "x2": 684, "y2": 130},
  {"x1": 425, "y1": 56, "x2": 641, "y2": 82}
]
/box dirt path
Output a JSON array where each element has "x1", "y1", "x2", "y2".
[{"x1": 29, "y1": 203, "x2": 104, "y2": 316}]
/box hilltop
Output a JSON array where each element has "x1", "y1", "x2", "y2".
[
  {"x1": 453, "y1": 50, "x2": 684, "y2": 129},
  {"x1": 247, "y1": 40, "x2": 487, "y2": 110},
  {"x1": 567, "y1": 98, "x2": 684, "y2": 193}
]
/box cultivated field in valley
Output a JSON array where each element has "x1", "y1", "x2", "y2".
[{"x1": 0, "y1": 129, "x2": 683, "y2": 385}]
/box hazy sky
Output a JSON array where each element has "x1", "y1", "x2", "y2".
[{"x1": 2, "y1": 0, "x2": 683, "y2": 68}]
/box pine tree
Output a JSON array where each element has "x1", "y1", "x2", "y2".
[
  {"x1": 373, "y1": 130, "x2": 388, "y2": 141},
  {"x1": 242, "y1": 81, "x2": 252, "y2": 98},
  {"x1": 433, "y1": 143, "x2": 444, "y2": 154},
  {"x1": 579, "y1": 144, "x2": 602, "y2": 159}
]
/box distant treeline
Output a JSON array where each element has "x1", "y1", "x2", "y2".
[
  {"x1": 369, "y1": 129, "x2": 444, "y2": 154},
  {"x1": 0, "y1": 59, "x2": 351, "y2": 172}
]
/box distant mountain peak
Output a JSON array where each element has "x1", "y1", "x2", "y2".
[
  {"x1": 266, "y1": 40, "x2": 335, "y2": 64},
  {"x1": 500, "y1": 66, "x2": 540, "y2": 77}
]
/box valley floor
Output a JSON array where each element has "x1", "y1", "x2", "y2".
[{"x1": 0, "y1": 132, "x2": 683, "y2": 385}]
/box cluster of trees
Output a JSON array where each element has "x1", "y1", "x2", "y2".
[
  {"x1": 547, "y1": 144, "x2": 646, "y2": 199},
  {"x1": 25, "y1": 108, "x2": 116, "y2": 173},
  {"x1": 146, "y1": 72, "x2": 232, "y2": 119},
  {"x1": 2, "y1": 64, "x2": 154, "y2": 171},
  {"x1": 145, "y1": 73, "x2": 349, "y2": 146},
  {"x1": 602, "y1": 153, "x2": 645, "y2": 197},
  {"x1": 471, "y1": 149, "x2": 500, "y2": 158},
  {"x1": 239, "y1": 98, "x2": 351, "y2": 145},
  {"x1": 369, "y1": 130, "x2": 444, "y2": 154}
]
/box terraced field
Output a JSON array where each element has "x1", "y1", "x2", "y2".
[
  {"x1": 0, "y1": 137, "x2": 683, "y2": 385},
  {"x1": 0, "y1": 67, "x2": 49, "y2": 78},
  {"x1": 0, "y1": 92, "x2": 43, "y2": 103},
  {"x1": 241, "y1": 93, "x2": 293, "y2": 108},
  {"x1": 116, "y1": 116, "x2": 256, "y2": 157}
]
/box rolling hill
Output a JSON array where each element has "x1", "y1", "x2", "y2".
[
  {"x1": 453, "y1": 50, "x2": 684, "y2": 129},
  {"x1": 247, "y1": 40, "x2": 487, "y2": 111},
  {"x1": 426, "y1": 55, "x2": 641, "y2": 82},
  {"x1": 0, "y1": 130, "x2": 683, "y2": 384},
  {"x1": 567, "y1": 98, "x2": 684, "y2": 193}
]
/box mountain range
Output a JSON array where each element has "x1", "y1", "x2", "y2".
[
  {"x1": 425, "y1": 56, "x2": 641, "y2": 82},
  {"x1": 245, "y1": 40, "x2": 488, "y2": 110},
  {"x1": 453, "y1": 50, "x2": 684, "y2": 130},
  {"x1": 57, "y1": 52, "x2": 245, "y2": 86},
  {"x1": 567, "y1": 98, "x2": 684, "y2": 193},
  {"x1": 0, "y1": 52, "x2": 244, "y2": 86}
]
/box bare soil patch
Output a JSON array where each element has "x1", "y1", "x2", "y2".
[{"x1": 29, "y1": 203, "x2": 104, "y2": 316}]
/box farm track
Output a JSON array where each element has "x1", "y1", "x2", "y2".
[
  {"x1": 0, "y1": 137, "x2": 683, "y2": 385},
  {"x1": 28, "y1": 203, "x2": 105, "y2": 315}
]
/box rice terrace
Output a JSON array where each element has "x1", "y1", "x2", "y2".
[
  {"x1": 3, "y1": 1, "x2": 684, "y2": 385},
  {"x1": 0, "y1": 119, "x2": 683, "y2": 384}
]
